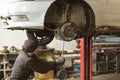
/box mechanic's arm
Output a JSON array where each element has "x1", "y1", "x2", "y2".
[{"x1": 26, "y1": 58, "x2": 57, "y2": 74}]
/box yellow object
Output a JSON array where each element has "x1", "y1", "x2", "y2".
[{"x1": 35, "y1": 54, "x2": 54, "y2": 80}]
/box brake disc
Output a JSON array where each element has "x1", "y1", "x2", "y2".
[{"x1": 60, "y1": 22, "x2": 77, "y2": 41}]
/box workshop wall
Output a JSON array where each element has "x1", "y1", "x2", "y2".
[
  {"x1": 0, "y1": 28, "x2": 27, "y2": 50},
  {"x1": 49, "y1": 38, "x2": 77, "y2": 52}
]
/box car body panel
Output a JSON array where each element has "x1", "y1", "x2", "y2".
[
  {"x1": 86, "y1": 0, "x2": 120, "y2": 28},
  {"x1": 1, "y1": 0, "x2": 120, "y2": 30},
  {"x1": 1, "y1": 0, "x2": 55, "y2": 30}
]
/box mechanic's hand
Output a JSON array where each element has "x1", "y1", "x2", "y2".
[{"x1": 56, "y1": 57, "x2": 65, "y2": 66}]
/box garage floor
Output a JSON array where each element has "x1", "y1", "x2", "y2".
[
  {"x1": 92, "y1": 74, "x2": 120, "y2": 80},
  {"x1": 65, "y1": 74, "x2": 120, "y2": 80}
]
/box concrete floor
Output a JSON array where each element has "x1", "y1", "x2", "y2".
[
  {"x1": 92, "y1": 74, "x2": 120, "y2": 80},
  {"x1": 65, "y1": 74, "x2": 120, "y2": 80}
]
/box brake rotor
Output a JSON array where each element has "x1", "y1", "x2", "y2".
[{"x1": 60, "y1": 22, "x2": 77, "y2": 41}]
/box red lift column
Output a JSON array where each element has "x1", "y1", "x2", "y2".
[{"x1": 80, "y1": 36, "x2": 92, "y2": 80}]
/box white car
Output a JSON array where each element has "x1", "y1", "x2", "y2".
[
  {"x1": 8, "y1": 0, "x2": 120, "y2": 45},
  {"x1": 0, "y1": 0, "x2": 96, "y2": 45}
]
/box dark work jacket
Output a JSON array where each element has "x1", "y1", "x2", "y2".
[{"x1": 10, "y1": 51, "x2": 57, "y2": 80}]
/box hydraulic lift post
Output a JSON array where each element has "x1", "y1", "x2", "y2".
[{"x1": 80, "y1": 36, "x2": 92, "y2": 80}]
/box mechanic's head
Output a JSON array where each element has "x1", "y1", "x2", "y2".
[{"x1": 22, "y1": 39, "x2": 38, "y2": 53}]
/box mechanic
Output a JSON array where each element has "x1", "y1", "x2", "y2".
[{"x1": 10, "y1": 39, "x2": 64, "y2": 80}]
